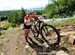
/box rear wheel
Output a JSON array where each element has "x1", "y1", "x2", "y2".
[{"x1": 41, "y1": 25, "x2": 61, "y2": 46}]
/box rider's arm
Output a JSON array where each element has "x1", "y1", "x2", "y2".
[
  {"x1": 24, "y1": 16, "x2": 26, "y2": 24},
  {"x1": 24, "y1": 16, "x2": 30, "y2": 24},
  {"x1": 30, "y1": 15, "x2": 38, "y2": 21},
  {"x1": 31, "y1": 14, "x2": 45, "y2": 21}
]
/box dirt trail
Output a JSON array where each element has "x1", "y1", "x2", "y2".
[
  {"x1": 0, "y1": 26, "x2": 75, "y2": 55},
  {"x1": 1, "y1": 29, "x2": 28, "y2": 55}
]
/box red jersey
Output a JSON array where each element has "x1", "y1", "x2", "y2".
[{"x1": 24, "y1": 15, "x2": 37, "y2": 25}]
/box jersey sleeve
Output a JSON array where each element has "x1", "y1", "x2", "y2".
[
  {"x1": 32, "y1": 15, "x2": 38, "y2": 19},
  {"x1": 24, "y1": 16, "x2": 28, "y2": 24}
]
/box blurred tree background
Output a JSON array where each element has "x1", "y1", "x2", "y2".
[
  {"x1": 0, "y1": 8, "x2": 26, "y2": 27},
  {"x1": 45, "y1": 0, "x2": 75, "y2": 18},
  {"x1": 0, "y1": 0, "x2": 75, "y2": 27}
]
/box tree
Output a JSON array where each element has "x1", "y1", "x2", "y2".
[
  {"x1": 34, "y1": 10, "x2": 42, "y2": 15},
  {"x1": 21, "y1": 8, "x2": 26, "y2": 23},
  {"x1": 45, "y1": 0, "x2": 75, "y2": 18},
  {"x1": 21, "y1": 8, "x2": 26, "y2": 18},
  {"x1": 8, "y1": 10, "x2": 21, "y2": 26}
]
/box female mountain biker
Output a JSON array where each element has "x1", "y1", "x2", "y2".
[{"x1": 24, "y1": 10, "x2": 40, "y2": 42}]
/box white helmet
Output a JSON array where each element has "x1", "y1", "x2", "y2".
[{"x1": 27, "y1": 10, "x2": 33, "y2": 14}]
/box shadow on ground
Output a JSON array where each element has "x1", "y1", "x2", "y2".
[{"x1": 27, "y1": 37, "x2": 70, "y2": 55}]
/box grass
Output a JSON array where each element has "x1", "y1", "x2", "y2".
[
  {"x1": 47, "y1": 18, "x2": 75, "y2": 27},
  {"x1": 0, "y1": 38, "x2": 4, "y2": 48},
  {"x1": 0, "y1": 27, "x2": 13, "y2": 48}
]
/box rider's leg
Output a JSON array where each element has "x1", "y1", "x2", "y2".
[
  {"x1": 24, "y1": 29, "x2": 31, "y2": 48},
  {"x1": 24, "y1": 24, "x2": 31, "y2": 42},
  {"x1": 24, "y1": 29, "x2": 31, "y2": 42},
  {"x1": 24, "y1": 30, "x2": 28, "y2": 42}
]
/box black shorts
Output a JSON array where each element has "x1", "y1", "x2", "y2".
[{"x1": 24, "y1": 24, "x2": 31, "y2": 29}]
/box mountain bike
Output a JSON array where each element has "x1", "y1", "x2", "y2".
[{"x1": 31, "y1": 18, "x2": 61, "y2": 46}]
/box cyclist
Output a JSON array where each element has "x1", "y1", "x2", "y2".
[{"x1": 24, "y1": 10, "x2": 39, "y2": 43}]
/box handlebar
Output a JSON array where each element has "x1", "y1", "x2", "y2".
[{"x1": 31, "y1": 18, "x2": 39, "y2": 22}]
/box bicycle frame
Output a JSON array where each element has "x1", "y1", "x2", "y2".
[
  {"x1": 31, "y1": 19, "x2": 48, "y2": 35},
  {"x1": 32, "y1": 19, "x2": 43, "y2": 31}
]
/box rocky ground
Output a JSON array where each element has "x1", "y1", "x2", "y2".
[{"x1": 0, "y1": 25, "x2": 75, "y2": 55}]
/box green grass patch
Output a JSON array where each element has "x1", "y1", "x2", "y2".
[
  {"x1": 47, "y1": 18, "x2": 75, "y2": 27},
  {"x1": 1, "y1": 21, "x2": 12, "y2": 29},
  {"x1": 0, "y1": 38, "x2": 4, "y2": 47}
]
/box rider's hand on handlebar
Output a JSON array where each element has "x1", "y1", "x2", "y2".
[
  {"x1": 31, "y1": 18, "x2": 39, "y2": 22},
  {"x1": 31, "y1": 18, "x2": 35, "y2": 20}
]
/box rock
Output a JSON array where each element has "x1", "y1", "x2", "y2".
[
  {"x1": 43, "y1": 42, "x2": 49, "y2": 48},
  {"x1": 15, "y1": 46, "x2": 18, "y2": 49},
  {"x1": 32, "y1": 51, "x2": 37, "y2": 55},
  {"x1": 67, "y1": 46, "x2": 75, "y2": 53},
  {"x1": 67, "y1": 35, "x2": 75, "y2": 45},
  {"x1": 56, "y1": 50, "x2": 69, "y2": 55},
  {"x1": 1, "y1": 52, "x2": 4, "y2": 55}
]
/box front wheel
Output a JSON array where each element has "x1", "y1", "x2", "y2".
[
  {"x1": 31, "y1": 25, "x2": 44, "y2": 44},
  {"x1": 41, "y1": 24, "x2": 61, "y2": 46},
  {"x1": 31, "y1": 25, "x2": 39, "y2": 37}
]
